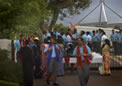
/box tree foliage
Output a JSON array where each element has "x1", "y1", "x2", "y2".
[
  {"x1": 0, "y1": 0, "x2": 90, "y2": 39},
  {"x1": 114, "y1": 25, "x2": 120, "y2": 29},
  {"x1": 47, "y1": 0, "x2": 90, "y2": 31},
  {"x1": 0, "y1": 0, "x2": 50, "y2": 39},
  {"x1": 54, "y1": 23, "x2": 68, "y2": 32}
]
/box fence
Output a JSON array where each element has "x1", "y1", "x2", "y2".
[
  {"x1": 64, "y1": 40, "x2": 122, "y2": 70},
  {"x1": 0, "y1": 39, "x2": 121, "y2": 70}
]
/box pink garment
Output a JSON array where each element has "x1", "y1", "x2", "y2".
[{"x1": 41, "y1": 44, "x2": 48, "y2": 78}]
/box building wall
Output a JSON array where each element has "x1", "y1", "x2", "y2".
[{"x1": 0, "y1": 39, "x2": 12, "y2": 59}]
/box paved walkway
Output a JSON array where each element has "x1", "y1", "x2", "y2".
[{"x1": 34, "y1": 70, "x2": 122, "y2": 86}]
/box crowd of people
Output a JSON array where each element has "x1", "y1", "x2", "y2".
[
  {"x1": 42, "y1": 28, "x2": 122, "y2": 54},
  {"x1": 14, "y1": 28, "x2": 122, "y2": 86}
]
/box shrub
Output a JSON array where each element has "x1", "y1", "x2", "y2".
[
  {"x1": 114, "y1": 25, "x2": 120, "y2": 29},
  {"x1": 0, "y1": 49, "x2": 24, "y2": 86}
]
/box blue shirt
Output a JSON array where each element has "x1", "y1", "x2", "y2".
[
  {"x1": 110, "y1": 33, "x2": 118, "y2": 41},
  {"x1": 82, "y1": 34, "x2": 87, "y2": 43},
  {"x1": 43, "y1": 33, "x2": 51, "y2": 40},
  {"x1": 120, "y1": 34, "x2": 122, "y2": 43},
  {"x1": 77, "y1": 32, "x2": 80, "y2": 36},
  {"x1": 44, "y1": 44, "x2": 58, "y2": 58},
  {"x1": 14, "y1": 40, "x2": 20, "y2": 52},
  {"x1": 92, "y1": 35, "x2": 97, "y2": 41},
  {"x1": 118, "y1": 33, "x2": 122, "y2": 42},
  {"x1": 89, "y1": 32, "x2": 93, "y2": 36},
  {"x1": 86, "y1": 35, "x2": 92, "y2": 42},
  {"x1": 29, "y1": 44, "x2": 36, "y2": 48},
  {"x1": 73, "y1": 45, "x2": 92, "y2": 61},
  {"x1": 96, "y1": 33, "x2": 101, "y2": 41},
  {"x1": 54, "y1": 32, "x2": 60, "y2": 38},
  {"x1": 62, "y1": 35, "x2": 67, "y2": 42}
]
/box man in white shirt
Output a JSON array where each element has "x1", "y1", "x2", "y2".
[
  {"x1": 66, "y1": 32, "x2": 72, "y2": 45},
  {"x1": 101, "y1": 31, "x2": 108, "y2": 47},
  {"x1": 42, "y1": 29, "x2": 51, "y2": 40}
]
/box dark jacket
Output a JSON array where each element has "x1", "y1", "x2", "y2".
[{"x1": 20, "y1": 46, "x2": 34, "y2": 80}]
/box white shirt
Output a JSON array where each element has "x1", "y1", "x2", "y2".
[
  {"x1": 66, "y1": 35, "x2": 72, "y2": 45},
  {"x1": 67, "y1": 35, "x2": 72, "y2": 42},
  {"x1": 42, "y1": 33, "x2": 51, "y2": 40},
  {"x1": 101, "y1": 35, "x2": 108, "y2": 46},
  {"x1": 72, "y1": 34, "x2": 77, "y2": 39}
]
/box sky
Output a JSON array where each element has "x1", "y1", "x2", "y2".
[{"x1": 56, "y1": 0, "x2": 122, "y2": 26}]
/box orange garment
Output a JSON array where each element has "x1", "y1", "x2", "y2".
[
  {"x1": 70, "y1": 24, "x2": 79, "y2": 29},
  {"x1": 76, "y1": 44, "x2": 93, "y2": 68},
  {"x1": 50, "y1": 74, "x2": 53, "y2": 80}
]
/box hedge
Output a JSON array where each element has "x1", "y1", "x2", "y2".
[
  {"x1": 0, "y1": 80, "x2": 19, "y2": 86},
  {"x1": 0, "y1": 49, "x2": 24, "y2": 86}
]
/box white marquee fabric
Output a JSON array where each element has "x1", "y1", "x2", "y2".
[
  {"x1": 57, "y1": 0, "x2": 122, "y2": 26},
  {"x1": 63, "y1": 52, "x2": 102, "y2": 64}
]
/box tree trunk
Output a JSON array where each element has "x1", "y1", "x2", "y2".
[
  {"x1": 49, "y1": 9, "x2": 60, "y2": 32},
  {"x1": 40, "y1": 19, "x2": 45, "y2": 42}
]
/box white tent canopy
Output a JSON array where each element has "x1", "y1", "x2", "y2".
[{"x1": 56, "y1": 0, "x2": 122, "y2": 26}]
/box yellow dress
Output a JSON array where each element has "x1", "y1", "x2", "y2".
[{"x1": 99, "y1": 45, "x2": 111, "y2": 75}]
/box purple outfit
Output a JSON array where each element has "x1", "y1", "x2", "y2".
[{"x1": 58, "y1": 45, "x2": 64, "y2": 75}]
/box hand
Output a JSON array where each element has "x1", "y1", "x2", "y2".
[
  {"x1": 82, "y1": 53, "x2": 87, "y2": 56},
  {"x1": 76, "y1": 53, "x2": 82, "y2": 57},
  {"x1": 55, "y1": 46, "x2": 59, "y2": 51},
  {"x1": 48, "y1": 47, "x2": 52, "y2": 51},
  {"x1": 33, "y1": 66, "x2": 36, "y2": 70}
]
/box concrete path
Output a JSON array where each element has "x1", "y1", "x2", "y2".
[{"x1": 34, "y1": 71, "x2": 122, "y2": 86}]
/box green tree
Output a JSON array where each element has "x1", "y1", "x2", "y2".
[
  {"x1": 54, "y1": 23, "x2": 68, "y2": 32},
  {"x1": 0, "y1": 0, "x2": 90, "y2": 39},
  {"x1": 46, "y1": 0, "x2": 90, "y2": 31},
  {"x1": 114, "y1": 25, "x2": 120, "y2": 29},
  {"x1": 0, "y1": 0, "x2": 50, "y2": 39}
]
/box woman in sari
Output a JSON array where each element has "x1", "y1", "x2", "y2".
[
  {"x1": 99, "y1": 39, "x2": 111, "y2": 75},
  {"x1": 41, "y1": 39, "x2": 48, "y2": 78}
]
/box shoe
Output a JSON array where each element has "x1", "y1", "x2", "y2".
[
  {"x1": 105, "y1": 73, "x2": 111, "y2": 76},
  {"x1": 53, "y1": 83, "x2": 59, "y2": 86},
  {"x1": 46, "y1": 79, "x2": 50, "y2": 85},
  {"x1": 101, "y1": 72, "x2": 106, "y2": 76}
]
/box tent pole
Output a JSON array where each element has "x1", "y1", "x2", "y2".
[{"x1": 104, "y1": 3, "x2": 122, "y2": 19}]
